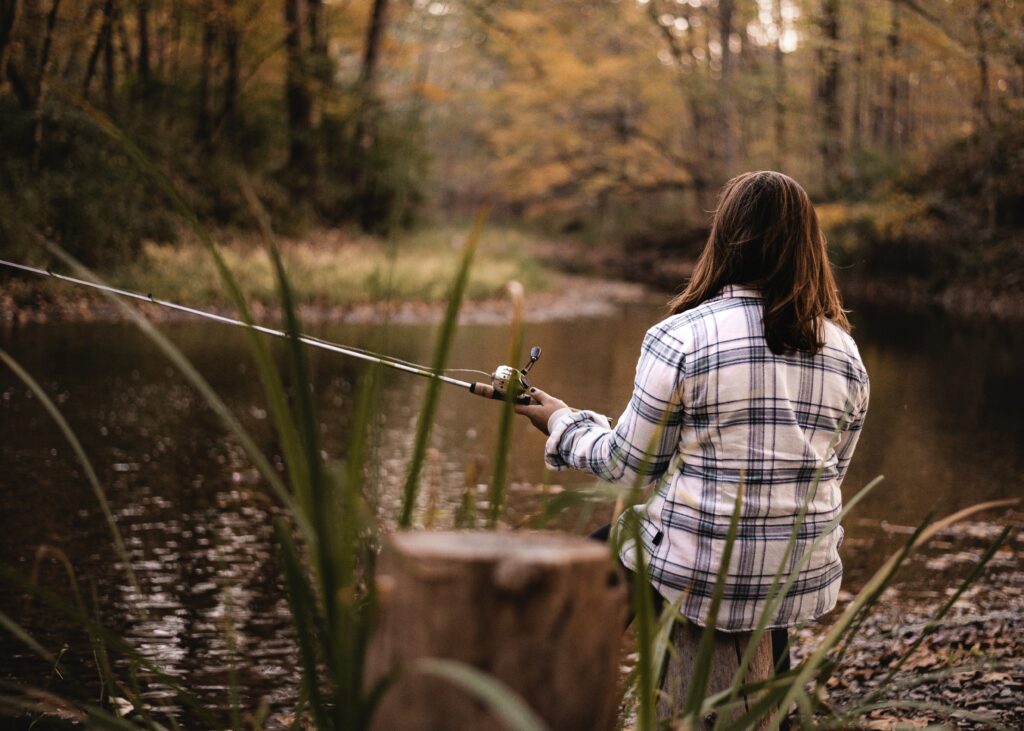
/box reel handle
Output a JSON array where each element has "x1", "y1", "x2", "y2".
[{"x1": 469, "y1": 382, "x2": 534, "y2": 406}]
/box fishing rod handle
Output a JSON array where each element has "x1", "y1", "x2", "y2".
[{"x1": 469, "y1": 382, "x2": 533, "y2": 406}]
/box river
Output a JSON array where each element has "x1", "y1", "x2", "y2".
[{"x1": 1, "y1": 297, "x2": 1022, "y2": 721}]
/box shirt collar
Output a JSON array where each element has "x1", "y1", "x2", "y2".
[{"x1": 718, "y1": 284, "x2": 761, "y2": 299}]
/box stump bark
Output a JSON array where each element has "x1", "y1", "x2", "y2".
[
  {"x1": 366, "y1": 530, "x2": 628, "y2": 730},
  {"x1": 656, "y1": 621, "x2": 775, "y2": 730}
]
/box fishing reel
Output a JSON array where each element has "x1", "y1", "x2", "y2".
[{"x1": 469, "y1": 346, "x2": 542, "y2": 406}]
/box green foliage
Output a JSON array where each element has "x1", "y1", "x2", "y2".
[
  {"x1": 96, "y1": 224, "x2": 546, "y2": 309},
  {"x1": 412, "y1": 659, "x2": 547, "y2": 731},
  {"x1": 1, "y1": 102, "x2": 1019, "y2": 731},
  {"x1": 399, "y1": 214, "x2": 482, "y2": 528},
  {"x1": 318, "y1": 107, "x2": 430, "y2": 233},
  {"x1": 0, "y1": 100, "x2": 176, "y2": 266},
  {"x1": 820, "y1": 118, "x2": 1024, "y2": 292},
  {"x1": 1, "y1": 231, "x2": 1018, "y2": 730}
]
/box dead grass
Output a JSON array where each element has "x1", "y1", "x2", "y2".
[{"x1": 105, "y1": 224, "x2": 552, "y2": 308}]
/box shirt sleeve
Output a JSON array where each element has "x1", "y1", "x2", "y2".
[
  {"x1": 835, "y1": 375, "x2": 870, "y2": 484},
  {"x1": 544, "y1": 322, "x2": 686, "y2": 485}
]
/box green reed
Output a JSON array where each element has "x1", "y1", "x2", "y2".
[
  {"x1": 488, "y1": 282, "x2": 525, "y2": 528},
  {"x1": 398, "y1": 209, "x2": 484, "y2": 529},
  {"x1": 1, "y1": 102, "x2": 1020, "y2": 731},
  {"x1": 590, "y1": 396, "x2": 1018, "y2": 730}
]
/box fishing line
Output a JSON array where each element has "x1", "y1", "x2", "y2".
[{"x1": 0, "y1": 258, "x2": 539, "y2": 404}]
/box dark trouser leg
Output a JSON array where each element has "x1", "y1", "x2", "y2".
[
  {"x1": 587, "y1": 523, "x2": 663, "y2": 626},
  {"x1": 771, "y1": 627, "x2": 791, "y2": 673},
  {"x1": 772, "y1": 627, "x2": 792, "y2": 730}
]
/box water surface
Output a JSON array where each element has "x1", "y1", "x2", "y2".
[{"x1": 1, "y1": 299, "x2": 1021, "y2": 721}]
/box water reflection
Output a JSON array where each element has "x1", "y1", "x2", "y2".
[{"x1": 0, "y1": 303, "x2": 1021, "y2": 721}]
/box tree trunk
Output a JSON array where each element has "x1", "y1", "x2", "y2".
[
  {"x1": 360, "y1": 0, "x2": 388, "y2": 91},
  {"x1": 717, "y1": 0, "x2": 735, "y2": 177},
  {"x1": 220, "y1": 0, "x2": 239, "y2": 128},
  {"x1": 36, "y1": 0, "x2": 60, "y2": 91},
  {"x1": 366, "y1": 531, "x2": 628, "y2": 731},
  {"x1": 101, "y1": 0, "x2": 115, "y2": 108},
  {"x1": 81, "y1": 0, "x2": 109, "y2": 96},
  {"x1": 114, "y1": 0, "x2": 132, "y2": 77},
  {"x1": 643, "y1": 1, "x2": 711, "y2": 214},
  {"x1": 772, "y1": 0, "x2": 786, "y2": 169},
  {"x1": 886, "y1": 0, "x2": 903, "y2": 147},
  {"x1": 307, "y1": 0, "x2": 325, "y2": 57},
  {"x1": 30, "y1": 0, "x2": 61, "y2": 165},
  {"x1": 974, "y1": 0, "x2": 996, "y2": 231},
  {"x1": 851, "y1": 4, "x2": 867, "y2": 155},
  {"x1": 195, "y1": 3, "x2": 214, "y2": 149},
  {"x1": 656, "y1": 621, "x2": 775, "y2": 729},
  {"x1": 816, "y1": 0, "x2": 841, "y2": 197},
  {"x1": 136, "y1": 0, "x2": 150, "y2": 93},
  {"x1": 6, "y1": 0, "x2": 40, "y2": 109},
  {"x1": 60, "y1": 0, "x2": 97, "y2": 79},
  {"x1": 284, "y1": 0, "x2": 313, "y2": 171},
  {"x1": 0, "y1": 0, "x2": 18, "y2": 76}
]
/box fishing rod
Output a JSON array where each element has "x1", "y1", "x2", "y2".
[{"x1": 0, "y1": 258, "x2": 541, "y2": 405}]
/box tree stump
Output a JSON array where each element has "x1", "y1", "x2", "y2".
[
  {"x1": 656, "y1": 621, "x2": 775, "y2": 730},
  {"x1": 366, "y1": 530, "x2": 628, "y2": 730}
]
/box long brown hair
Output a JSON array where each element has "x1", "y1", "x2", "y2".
[{"x1": 668, "y1": 171, "x2": 849, "y2": 355}]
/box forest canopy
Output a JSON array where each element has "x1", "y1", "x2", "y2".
[{"x1": 0, "y1": 0, "x2": 1021, "y2": 281}]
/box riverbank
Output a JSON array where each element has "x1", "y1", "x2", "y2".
[
  {"x1": 1, "y1": 226, "x2": 654, "y2": 326},
  {"x1": 536, "y1": 220, "x2": 1024, "y2": 322},
  {"x1": 792, "y1": 509, "x2": 1024, "y2": 730}
]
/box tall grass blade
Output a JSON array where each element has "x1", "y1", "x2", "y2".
[
  {"x1": 828, "y1": 514, "x2": 945, "y2": 675},
  {"x1": 83, "y1": 705, "x2": 166, "y2": 731},
  {"x1": 88, "y1": 582, "x2": 118, "y2": 719},
  {"x1": 766, "y1": 497, "x2": 1020, "y2": 731},
  {"x1": 413, "y1": 658, "x2": 549, "y2": 731},
  {"x1": 240, "y1": 180, "x2": 321, "y2": 524},
  {"x1": 44, "y1": 245, "x2": 309, "y2": 540},
  {"x1": 489, "y1": 282, "x2": 525, "y2": 527},
  {"x1": 681, "y1": 481, "x2": 745, "y2": 718},
  {"x1": 531, "y1": 483, "x2": 624, "y2": 529},
  {"x1": 241, "y1": 183, "x2": 350, "y2": 723},
  {"x1": 718, "y1": 682, "x2": 794, "y2": 730},
  {"x1": 0, "y1": 350, "x2": 140, "y2": 597},
  {"x1": 843, "y1": 660, "x2": 1017, "y2": 715},
  {"x1": 607, "y1": 387, "x2": 686, "y2": 727},
  {"x1": 709, "y1": 420, "x2": 858, "y2": 730},
  {"x1": 0, "y1": 611, "x2": 58, "y2": 667},
  {"x1": 332, "y1": 365, "x2": 382, "y2": 730},
  {"x1": 0, "y1": 567, "x2": 219, "y2": 727},
  {"x1": 399, "y1": 208, "x2": 486, "y2": 527},
  {"x1": 288, "y1": 690, "x2": 307, "y2": 731},
  {"x1": 222, "y1": 591, "x2": 242, "y2": 731},
  {"x1": 863, "y1": 524, "x2": 1013, "y2": 700},
  {"x1": 81, "y1": 708, "x2": 145, "y2": 731},
  {"x1": 273, "y1": 520, "x2": 329, "y2": 731},
  {"x1": 627, "y1": 511, "x2": 658, "y2": 731},
  {"x1": 55, "y1": 103, "x2": 314, "y2": 537},
  {"x1": 837, "y1": 700, "x2": 1011, "y2": 731},
  {"x1": 706, "y1": 474, "x2": 886, "y2": 728}
]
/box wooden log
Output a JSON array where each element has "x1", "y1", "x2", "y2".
[
  {"x1": 656, "y1": 621, "x2": 775, "y2": 730},
  {"x1": 366, "y1": 530, "x2": 628, "y2": 730}
]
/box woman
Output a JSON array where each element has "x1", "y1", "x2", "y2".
[{"x1": 515, "y1": 171, "x2": 869, "y2": 643}]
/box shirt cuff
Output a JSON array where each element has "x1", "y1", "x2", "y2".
[
  {"x1": 544, "y1": 408, "x2": 612, "y2": 471},
  {"x1": 546, "y1": 407, "x2": 573, "y2": 435}
]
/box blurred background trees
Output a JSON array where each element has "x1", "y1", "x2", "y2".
[{"x1": 0, "y1": 0, "x2": 1021, "y2": 293}]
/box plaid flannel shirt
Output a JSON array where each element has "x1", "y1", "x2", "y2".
[{"x1": 545, "y1": 285, "x2": 869, "y2": 631}]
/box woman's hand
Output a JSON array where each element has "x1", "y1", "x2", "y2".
[{"x1": 514, "y1": 387, "x2": 569, "y2": 436}]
